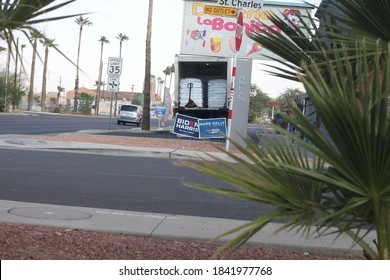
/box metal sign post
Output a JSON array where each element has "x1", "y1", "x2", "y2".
[{"x1": 226, "y1": 10, "x2": 243, "y2": 151}]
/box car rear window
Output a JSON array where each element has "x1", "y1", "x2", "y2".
[{"x1": 121, "y1": 105, "x2": 138, "y2": 112}]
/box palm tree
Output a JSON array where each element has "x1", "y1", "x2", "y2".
[
  {"x1": 142, "y1": 0, "x2": 153, "y2": 130},
  {"x1": 168, "y1": 63, "x2": 175, "y2": 96},
  {"x1": 157, "y1": 77, "x2": 164, "y2": 101},
  {"x1": 162, "y1": 66, "x2": 171, "y2": 105},
  {"x1": 94, "y1": 79, "x2": 105, "y2": 114},
  {"x1": 73, "y1": 16, "x2": 93, "y2": 112},
  {"x1": 0, "y1": 0, "x2": 82, "y2": 48},
  {"x1": 27, "y1": 31, "x2": 40, "y2": 111},
  {"x1": 18, "y1": 44, "x2": 26, "y2": 85},
  {"x1": 116, "y1": 33, "x2": 129, "y2": 59},
  {"x1": 13, "y1": 37, "x2": 19, "y2": 88},
  {"x1": 0, "y1": 0, "x2": 84, "y2": 96},
  {"x1": 97, "y1": 36, "x2": 109, "y2": 115},
  {"x1": 56, "y1": 85, "x2": 64, "y2": 106},
  {"x1": 162, "y1": 66, "x2": 170, "y2": 87},
  {"x1": 40, "y1": 37, "x2": 56, "y2": 112},
  {"x1": 180, "y1": 0, "x2": 390, "y2": 260},
  {"x1": 113, "y1": 33, "x2": 129, "y2": 116}
]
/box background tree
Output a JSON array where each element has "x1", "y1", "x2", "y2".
[
  {"x1": 56, "y1": 85, "x2": 64, "y2": 106},
  {"x1": 162, "y1": 65, "x2": 173, "y2": 105},
  {"x1": 168, "y1": 63, "x2": 175, "y2": 96},
  {"x1": 114, "y1": 33, "x2": 128, "y2": 116},
  {"x1": 97, "y1": 35, "x2": 109, "y2": 115},
  {"x1": 78, "y1": 92, "x2": 94, "y2": 115},
  {"x1": 93, "y1": 79, "x2": 105, "y2": 114},
  {"x1": 27, "y1": 31, "x2": 40, "y2": 111},
  {"x1": 248, "y1": 84, "x2": 271, "y2": 123},
  {"x1": 73, "y1": 16, "x2": 93, "y2": 112},
  {"x1": 275, "y1": 88, "x2": 305, "y2": 104},
  {"x1": 0, "y1": 71, "x2": 25, "y2": 112},
  {"x1": 142, "y1": 0, "x2": 153, "y2": 130},
  {"x1": 0, "y1": 0, "x2": 84, "y2": 111},
  {"x1": 13, "y1": 37, "x2": 19, "y2": 88},
  {"x1": 18, "y1": 44, "x2": 26, "y2": 85},
  {"x1": 163, "y1": 65, "x2": 171, "y2": 88},
  {"x1": 40, "y1": 37, "x2": 56, "y2": 112},
  {"x1": 157, "y1": 76, "x2": 163, "y2": 101},
  {"x1": 116, "y1": 33, "x2": 129, "y2": 58},
  {"x1": 0, "y1": 0, "x2": 82, "y2": 51}
]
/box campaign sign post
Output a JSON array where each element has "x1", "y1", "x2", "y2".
[
  {"x1": 155, "y1": 106, "x2": 167, "y2": 130},
  {"x1": 199, "y1": 118, "x2": 227, "y2": 139},
  {"x1": 173, "y1": 114, "x2": 200, "y2": 138}
]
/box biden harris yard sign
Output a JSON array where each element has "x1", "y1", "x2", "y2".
[{"x1": 173, "y1": 114, "x2": 200, "y2": 138}]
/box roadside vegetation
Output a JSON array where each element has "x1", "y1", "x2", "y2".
[
  {"x1": 181, "y1": 0, "x2": 390, "y2": 260},
  {"x1": 0, "y1": 0, "x2": 83, "y2": 112}
]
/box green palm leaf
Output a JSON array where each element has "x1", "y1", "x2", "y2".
[{"x1": 180, "y1": 1, "x2": 390, "y2": 259}]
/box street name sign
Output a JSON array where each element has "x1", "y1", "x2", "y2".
[{"x1": 216, "y1": 0, "x2": 264, "y2": 9}]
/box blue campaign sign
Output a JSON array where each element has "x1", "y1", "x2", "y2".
[
  {"x1": 198, "y1": 118, "x2": 227, "y2": 139},
  {"x1": 155, "y1": 106, "x2": 167, "y2": 115},
  {"x1": 173, "y1": 114, "x2": 200, "y2": 138}
]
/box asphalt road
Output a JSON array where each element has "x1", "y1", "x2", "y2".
[
  {"x1": 0, "y1": 113, "x2": 275, "y2": 220},
  {"x1": 0, "y1": 113, "x2": 168, "y2": 135},
  {"x1": 0, "y1": 112, "x2": 267, "y2": 143},
  {"x1": 0, "y1": 148, "x2": 274, "y2": 221}
]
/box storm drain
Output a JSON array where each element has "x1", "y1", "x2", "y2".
[{"x1": 8, "y1": 207, "x2": 92, "y2": 220}]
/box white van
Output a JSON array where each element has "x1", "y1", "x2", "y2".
[{"x1": 117, "y1": 104, "x2": 143, "y2": 126}]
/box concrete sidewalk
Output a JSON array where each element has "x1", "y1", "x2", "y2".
[
  {"x1": 0, "y1": 199, "x2": 371, "y2": 256},
  {"x1": 0, "y1": 131, "x2": 374, "y2": 257}
]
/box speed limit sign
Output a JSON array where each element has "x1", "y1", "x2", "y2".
[{"x1": 107, "y1": 57, "x2": 123, "y2": 75}]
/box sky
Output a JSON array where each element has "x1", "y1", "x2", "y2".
[{"x1": 1, "y1": 0, "x2": 321, "y2": 99}]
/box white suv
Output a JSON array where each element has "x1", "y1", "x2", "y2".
[{"x1": 117, "y1": 104, "x2": 143, "y2": 126}]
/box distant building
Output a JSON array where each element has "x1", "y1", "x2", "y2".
[{"x1": 65, "y1": 87, "x2": 143, "y2": 103}]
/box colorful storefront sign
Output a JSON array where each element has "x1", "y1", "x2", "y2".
[{"x1": 180, "y1": 1, "x2": 312, "y2": 60}]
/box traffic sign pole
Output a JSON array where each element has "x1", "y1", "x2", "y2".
[
  {"x1": 107, "y1": 57, "x2": 123, "y2": 130},
  {"x1": 226, "y1": 10, "x2": 243, "y2": 152}
]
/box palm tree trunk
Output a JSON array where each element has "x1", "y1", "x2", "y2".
[
  {"x1": 13, "y1": 38, "x2": 19, "y2": 89},
  {"x1": 142, "y1": 0, "x2": 153, "y2": 130},
  {"x1": 41, "y1": 45, "x2": 49, "y2": 112},
  {"x1": 168, "y1": 73, "x2": 173, "y2": 98},
  {"x1": 28, "y1": 38, "x2": 37, "y2": 111},
  {"x1": 19, "y1": 45, "x2": 25, "y2": 86},
  {"x1": 114, "y1": 42, "x2": 123, "y2": 117},
  {"x1": 74, "y1": 25, "x2": 83, "y2": 112},
  {"x1": 97, "y1": 41, "x2": 104, "y2": 115},
  {"x1": 97, "y1": 61, "x2": 103, "y2": 115},
  {"x1": 374, "y1": 200, "x2": 390, "y2": 259}
]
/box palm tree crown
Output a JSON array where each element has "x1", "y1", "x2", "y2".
[{"x1": 116, "y1": 33, "x2": 129, "y2": 58}]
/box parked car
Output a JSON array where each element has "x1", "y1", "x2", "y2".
[{"x1": 117, "y1": 104, "x2": 143, "y2": 126}]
